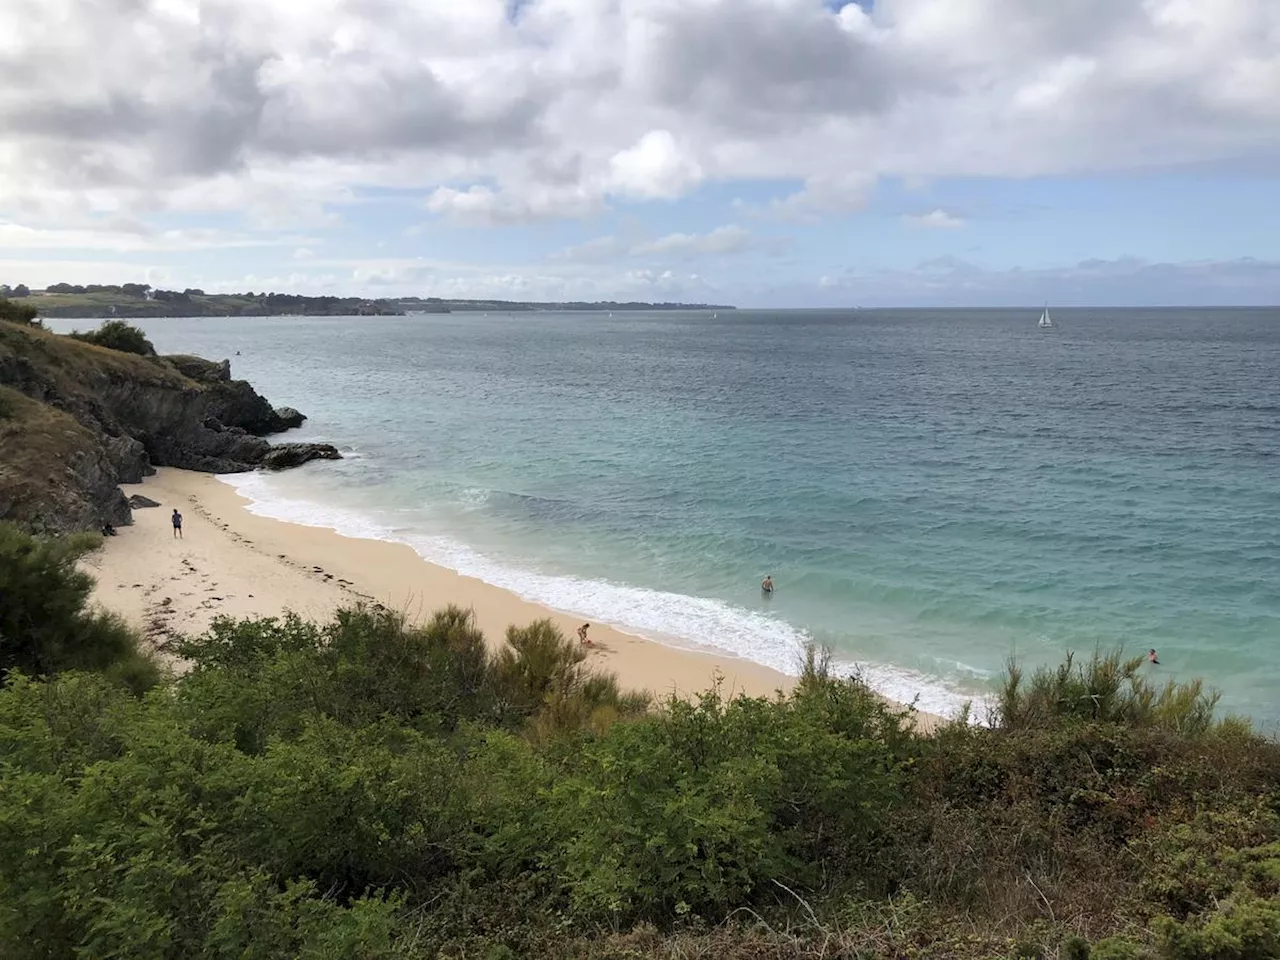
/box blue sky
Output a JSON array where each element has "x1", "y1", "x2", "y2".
[{"x1": 1, "y1": 0, "x2": 1278, "y2": 306}]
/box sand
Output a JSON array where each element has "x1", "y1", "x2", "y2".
[{"x1": 85, "y1": 468, "x2": 943, "y2": 728}]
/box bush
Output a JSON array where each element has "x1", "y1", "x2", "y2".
[
  {"x1": 0, "y1": 297, "x2": 40, "y2": 327},
  {"x1": 0, "y1": 523, "x2": 158, "y2": 692},
  {"x1": 3, "y1": 592, "x2": 1278, "y2": 958},
  {"x1": 68, "y1": 319, "x2": 156, "y2": 356},
  {"x1": 998, "y1": 650, "x2": 1221, "y2": 735}
]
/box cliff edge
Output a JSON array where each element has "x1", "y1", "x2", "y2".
[{"x1": 0, "y1": 320, "x2": 335, "y2": 534}]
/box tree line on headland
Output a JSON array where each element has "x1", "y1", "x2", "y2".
[{"x1": 0, "y1": 283, "x2": 734, "y2": 319}]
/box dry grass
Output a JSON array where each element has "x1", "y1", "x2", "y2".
[{"x1": 0, "y1": 319, "x2": 192, "y2": 390}]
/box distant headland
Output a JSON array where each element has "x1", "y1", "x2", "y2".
[{"x1": 0, "y1": 283, "x2": 735, "y2": 319}]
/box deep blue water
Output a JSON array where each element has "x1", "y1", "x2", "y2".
[{"x1": 52, "y1": 308, "x2": 1280, "y2": 724}]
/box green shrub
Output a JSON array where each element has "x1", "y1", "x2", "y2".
[
  {"x1": 3, "y1": 591, "x2": 1278, "y2": 958},
  {"x1": 998, "y1": 650, "x2": 1220, "y2": 735},
  {"x1": 0, "y1": 523, "x2": 158, "y2": 692},
  {"x1": 68, "y1": 319, "x2": 156, "y2": 356},
  {"x1": 0, "y1": 297, "x2": 40, "y2": 327},
  {"x1": 1156, "y1": 894, "x2": 1280, "y2": 960}
]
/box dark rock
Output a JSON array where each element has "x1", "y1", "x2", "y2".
[
  {"x1": 166, "y1": 355, "x2": 231, "y2": 382},
  {"x1": 275, "y1": 406, "x2": 307, "y2": 429},
  {"x1": 68, "y1": 448, "x2": 132, "y2": 531},
  {"x1": 105, "y1": 434, "x2": 153, "y2": 484},
  {"x1": 129, "y1": 494, "x2": 161, "y2": 508},
  {"x1": 201, "y1": 417, "x2": 225, "y2": 432},
  {"x1": 262, "y1": 443, "x2": 343, "y2": 470}
]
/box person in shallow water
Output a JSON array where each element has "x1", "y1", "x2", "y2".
[
  {"x1": 577, "y1": 623, "x2": 592, "y2": 646},
  {"x1": 1148, "y1": 648, "x2": 1160, "y2": 665},
  {"x1": 761, "y1": 575, "x2": 774, "y2": 594},
  {"x1": 171, "y1": 508, "x2": 183, "y2": 540}
]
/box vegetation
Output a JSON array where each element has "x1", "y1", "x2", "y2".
[
  {"x1": 68, "y1": 319, "x2": 157, "y2": 356},
  {"x1": 0, "y1": 296, "x2": 40, "y2": 327},
  {"x1": 10, "y1": 284, "x2": 734, "y2": 319},
  {"x1": 0, "y1": 524, "x2": 159, "y2": 693},
  {"x1": 0, "y1": 387, "x2": 119, "y2": 533},
  {"x1": 0, "y1": 527, "x2": 1277, "y2": 958},
  {"x1": 0, "y1": 314, "x2": 190, "y2": 391}
]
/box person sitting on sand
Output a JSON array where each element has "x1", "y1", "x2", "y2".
[
  {"x1": 171, "y1": 509, "x2": 183, "y2": 540},
  {"x1": 1148, "y1": 648, "x2": 1160, "y2": 665},
  {"x1": 761, "y1": 575, "x2": 774, "y2": 594},
  {"x1": 101, "y1": 522, "x2": 116, "y2": 537},
  {"x1": 577, "y1": 623, "x2": 592, "y2": 646}
]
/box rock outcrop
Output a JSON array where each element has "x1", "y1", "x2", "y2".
[
  {"x1": 0, "y1": 321, "x2": 318, "y2": 534},
  {"x1": 261, "y1": 443, "x2": 342, "y2": 470},
  {"x1": 105, "y1": 435, "x2": 153, "y2": 484}
]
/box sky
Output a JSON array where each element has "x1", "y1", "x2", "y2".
[{"x1": 1, "y1": 0, "x2": 1279, "y2": 307}]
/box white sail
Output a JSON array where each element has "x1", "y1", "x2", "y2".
[{"x1": 1038, "y1": 305, "x2": 1053, "y2": 328}]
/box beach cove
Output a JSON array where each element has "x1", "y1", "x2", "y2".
[{"x1": 87, "y1": 468, "x2": 942, "y2": 729}]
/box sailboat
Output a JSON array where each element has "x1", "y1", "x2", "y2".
[{"x1": 1038, "y1": 304, "x2": 1054, "y2": 329}]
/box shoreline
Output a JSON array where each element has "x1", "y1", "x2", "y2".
[{"x1": 85, "y1": 468, "x2": 945, "y2": 730}]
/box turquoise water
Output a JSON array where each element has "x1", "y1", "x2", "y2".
[{"x1": 51, "y1": 309, "x2": 1280, "y2": 724}]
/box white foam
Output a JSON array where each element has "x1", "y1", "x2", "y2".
[{"x1": 220, "y1": 472, "x2": 981, "y2": 720}]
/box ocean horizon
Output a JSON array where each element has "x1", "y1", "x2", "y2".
[{"x1": 48, "y1": 308, "x2": 1280, "y2": 727}]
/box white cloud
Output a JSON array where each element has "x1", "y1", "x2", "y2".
[
  {"x1": 0, "y1": 220, "x2": 302, "y2": 251},
  {"x1": 630, "y1": 225, "x2": 752, "y2": 256},
  {"x1": 606, "y1": 130, "x2": 703, "y2": 200},
  {"x1": 425, "y1": 183, "x2": 602, "y2": 226},
  {"x1": 554, "y1": 225, "x2": 763, "y2": 261},
  {"x1": 903, "y1": 209, "x2": 965, "y2": 229},
  {"x1": 0, "y1": 0, "x2": 1278, "y2": 237}
]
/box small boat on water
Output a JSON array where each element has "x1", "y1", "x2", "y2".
[{"x1": 1038, "y1": 304, "x2": 1054, "y2": 329}]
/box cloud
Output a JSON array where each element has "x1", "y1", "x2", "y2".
[
  {"x1": 553, "y1": 224, "x2": 764, "y2": 261},
  {"x1": 2, "y1": 0, "x2": 1277, "y2": 233},
  {"x1": 903, "y1": 209, "x2": 965, "y2": 229},
  {"x1": 605, "y1": 130, "x2": 704, "y2": 200},
  {"x1": 424, "y1": 183, "x2": 601, "y2": 226},
  {"x1": 629, "y1": 224, "x2": 753, "y2": 256},
  {"x1": 0, "y1": 220, "x2": 303, "y2": 252},
  {"x1": 806, "y1": 255, "x2": 1280, "y2": 307}
]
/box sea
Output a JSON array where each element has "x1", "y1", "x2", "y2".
[{"x1": 46, "y1": 309, "x2": 1280, "y2": 727}]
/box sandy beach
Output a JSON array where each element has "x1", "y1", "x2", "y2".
[{"x1": 84, "y1": 468, "x2": 942, "y2": 727}]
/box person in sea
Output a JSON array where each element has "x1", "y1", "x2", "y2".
[
  {"x1": 1148, "y1": 648, "x2": 1160, "y2": 665},
  {"x1": 577, "y1": 623, "x2": 592, "y2": 646},
  {"x1": 761, "y1": 575, "x2": 774, "y2": 594},
  {"x1": 171, "y1": 508, "x2": 183, "y2": 540}
]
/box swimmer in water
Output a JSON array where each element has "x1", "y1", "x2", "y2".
[
  {"x1": 1148, "y1": 648, "x2": 1160, "y2": 665},
  {"x1": 761, "y1": 575, "x2": 774, "y2": 594}
]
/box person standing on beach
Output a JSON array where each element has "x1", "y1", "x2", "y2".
[
  {"x1": 577, "y1": 623, "x2": 592, "y2": 646},
  {"x1": 171, "y1": 509, "x2": 183, "y2": 540}
]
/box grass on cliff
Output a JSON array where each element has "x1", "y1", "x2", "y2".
[
  {"x1": 0, "y1": 387, "x2": 107, "y2": 528},
  {"x1": 1, "y1": 525, "x2": 1278, "y2": 959},
  {"x1": 0, "y1": 317, "x2": 190, "y2": 389}
]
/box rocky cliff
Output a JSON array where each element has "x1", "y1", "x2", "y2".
[{"x1": 0, "y1": 321, "x2": 339, "y2": 534}]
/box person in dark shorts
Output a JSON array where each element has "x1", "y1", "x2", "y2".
[{"x1": 172, "y1": 509, "x2": 183, "y2": 539}]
